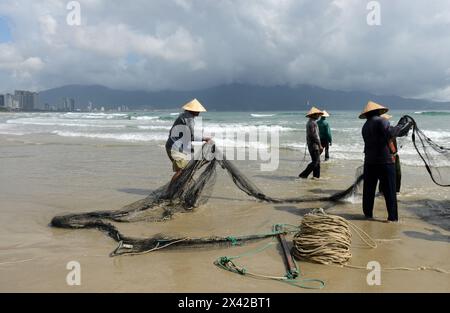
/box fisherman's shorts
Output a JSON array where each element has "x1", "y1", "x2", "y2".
[{"x1": 167, "y1": 149, "x2": 190, "y2": 172}]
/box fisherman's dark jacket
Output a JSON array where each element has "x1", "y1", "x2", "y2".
[
  {"x1": 166, "y1": 111, "x2": 203, "y2": 154},
  {"x1": 362, "y1": 115, "x2": 403, "y2": 164},
  {"x1": 306, "y1": 118, "x2": 321, "y2": 151}
]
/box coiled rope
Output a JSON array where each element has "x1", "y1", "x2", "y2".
[
  {"x1": 292, "y1": 209, "x2": 449, "y2": 274},
  {"x1": 292, "y1": 209, "x2": 376, "y2": 265}
]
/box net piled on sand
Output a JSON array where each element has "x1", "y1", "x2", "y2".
[{"x1": 51, "y1": 143, "x2": 362, "y2": 255}]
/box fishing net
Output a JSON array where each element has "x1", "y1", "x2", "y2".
[
  {"x1": 402, "y1": 115, "x2": 450, "y2": 187},
  {"x1": 50, "y1": 115, "x2": 448, "y2": 256},
  {"x1": 51, "y1": 143, "x2": 363, "y2": 256}
]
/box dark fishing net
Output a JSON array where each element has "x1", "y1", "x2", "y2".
[
  {"x1": 109, "y1": 231, "x2": 289, "y2": 257},
  {"x1": 220, "y1": 154, "x2": 363, "y2": 203},
  {"x1": 402, "y1": 115, "x2": 450, "y2": 187},
  {"x1": 50, "y1": 115, "x2": 447, "y2": 256},
  {"x1": 51, "y1": 144, "x2": 363, "y2": 256}
]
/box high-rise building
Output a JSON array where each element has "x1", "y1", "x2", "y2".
[
  {"x1": 0, "y1": 95, "x2": 4, "y2": 107},
  {"x1": 14, "y1": 90, "x2": 39, "y2": 110},
  {"x1": 5, "y1": 93, "x2": 18, "y2": 109},
  {"x1": 62, "y1": 97, "x2": 76, "y2": 111},
  {"x1": 33, "y1": 92, "x2": 39, "y2": 110}
]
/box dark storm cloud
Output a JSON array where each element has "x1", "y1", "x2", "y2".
[{"x1": 0, "y1": 0, "x2": 450, "y2": 100}]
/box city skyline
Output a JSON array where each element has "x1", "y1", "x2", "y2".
[
  {"x1": 0, "y1": 90, "x2": 39, "y2": 111},
  {"x1": 0, "y1": 88, "x2": 132, "y2": 112}
]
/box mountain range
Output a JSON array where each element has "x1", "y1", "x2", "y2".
[{"x1": 38, "y1": 84, "x2": 450, "y2": 111}]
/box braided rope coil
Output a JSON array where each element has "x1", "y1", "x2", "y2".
[{"x1": 292, "y1": 210, "x2": 353, "y2": 265}]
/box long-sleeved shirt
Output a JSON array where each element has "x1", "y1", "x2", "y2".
[
  {"x1": 317, "y1": 118, "x2": 332, "y2": 143},
  {"x1": 362, "y1": 115, "x2": 404, "y2": 164},
  {"x1": 166, "y1": 111, "x2": 203, "y2": 154},
  {"x1": 306, "y1": 118, "x2": 321, "y2": 151}
]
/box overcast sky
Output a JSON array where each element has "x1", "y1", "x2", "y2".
[{"x1": 1, "y1": 0, "x2": 450, "y2": 101}]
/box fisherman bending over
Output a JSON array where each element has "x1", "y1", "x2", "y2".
[
  {"x1": 166, "y1": 99, "x2": 212, "y2": 186},
  {"x1": 299, "y1": 107, "x2": 324, "y2": 179}
]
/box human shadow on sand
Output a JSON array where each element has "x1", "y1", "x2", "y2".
[
  {"x1": 274, "y1": 206, "x2": 387, "y2": 224},
  {"x1": 399, "y1": 198, "x2": 450, "y2": 231},
  {"x1": 403, "y1": 229, "x2": 450, "y2": 243}
]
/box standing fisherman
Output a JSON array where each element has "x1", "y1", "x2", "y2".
[
  {"x1": 360, "y1": 101, "x2": 412, "y2": 222},
  {"x1": 317, "y1": 110, "x2": 332, "y2": 161},
  {"x1": 166, "y1": 99, "x2": 212, "y2": 185},
  {"x1": 299, "y1": 107, "x2": 324, "y2": 179}
]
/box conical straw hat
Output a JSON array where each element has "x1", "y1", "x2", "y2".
[
  {"x1": 182, "y1": 99, "x2": 207, "y2": 112},
  {"x1": 322, "y1": 110, "x2": 330, "y2": 118},
  {"x1": 381, "y1": 113, "x2": 392, "y2": 120},
  {"x1": 305, "y1": 106, "x2": 324, "y2": 118},
  {"x1": 359, "y1": 101, "x2": 389, "y2": 119}
]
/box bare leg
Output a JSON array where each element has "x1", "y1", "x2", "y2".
[{"x1": 170, "y1": 169, "x2": 183, "y2": 185}]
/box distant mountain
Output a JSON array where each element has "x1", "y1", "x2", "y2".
[{"x1": 38, "y1": 84, "x2": 450, "y2": 111}]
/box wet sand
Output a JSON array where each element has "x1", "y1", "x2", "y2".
[{"x1": 0, "y1": 134, "x2": 449, "y2": 292}]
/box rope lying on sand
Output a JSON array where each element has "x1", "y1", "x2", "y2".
[
  {"x1": 215, "y1": 212, "x2": 448, "y2": 291},
  {"x1": 343, "y1": 264, "x2": 450, "y2": 274},
  {"x1": 291, "y1": 209, "x2": 449, "y2": 274},
  {"x1": 292, "y1": 209, "x2": 376, "y2": 265},
  {"x1": 214, "y1": 224, "x2": 326, "y2": 290}
]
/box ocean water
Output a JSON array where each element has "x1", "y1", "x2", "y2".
[{"x1": 1, "y1": 110, "x2": 449, "y2": 167}]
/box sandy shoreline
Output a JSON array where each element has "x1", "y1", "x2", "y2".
[{"x1": 0, "y1": 134, "x2": 449, "y2": 292}]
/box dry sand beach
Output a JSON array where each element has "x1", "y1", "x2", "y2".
[{"x1": 0, "y1": 131, "x2": 449, "y2": 292}]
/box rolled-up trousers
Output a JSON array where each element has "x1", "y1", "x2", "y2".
[{"x1": 363, "y1": 163, "x2": 398, "y2": 221}]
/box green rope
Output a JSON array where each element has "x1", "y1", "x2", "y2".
[
  {"x1": 215, "y1": 224, "x2": 325, "y2": 290},
  {"x1": 225, "y1": 236, "x2": 241, "y2": 246},
  {"x1": 222, "y1": 224, "x2": 299, "y2": 248},
  {"x1": 226, "y1": 241, "x2": 276, "y2": 260}
]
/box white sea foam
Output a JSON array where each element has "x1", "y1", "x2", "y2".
[
  {"x1": 282, "y1": 142, "x2": 365, "y2": 154},
  {"x1": 137, "y1": 125, "x2": 171, "y2": 130},
  {"x1": 251, "y1": 114, "x2": 276, "y2": 118},
  {"x1": 214, "y1": 138, "x2": 270, "y2": 150},
  {"x1": 204, "y1": 124, "x2": 295, "y2": 134},
  {"x1": 280, "y1": 141, "x2": 450, "y2": 166},
  {"x1": 421, "y1": 130, "x2": 450, "y2": 140},
  {"x1": 2, "y1": 112, "x2": 448, "y2": 168},
  {"x1": 52, "y1": 130, "x2": 167, "y2": 142},
  {"x1": 133, "y1": 116, "x2": 160, "y2": 120},
  {"x1": 63, "y1": 112, "x2": 129, "y2": 120},
  {"x1": 6, "y1": 119, "x2": 126, "y2": 128}
]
